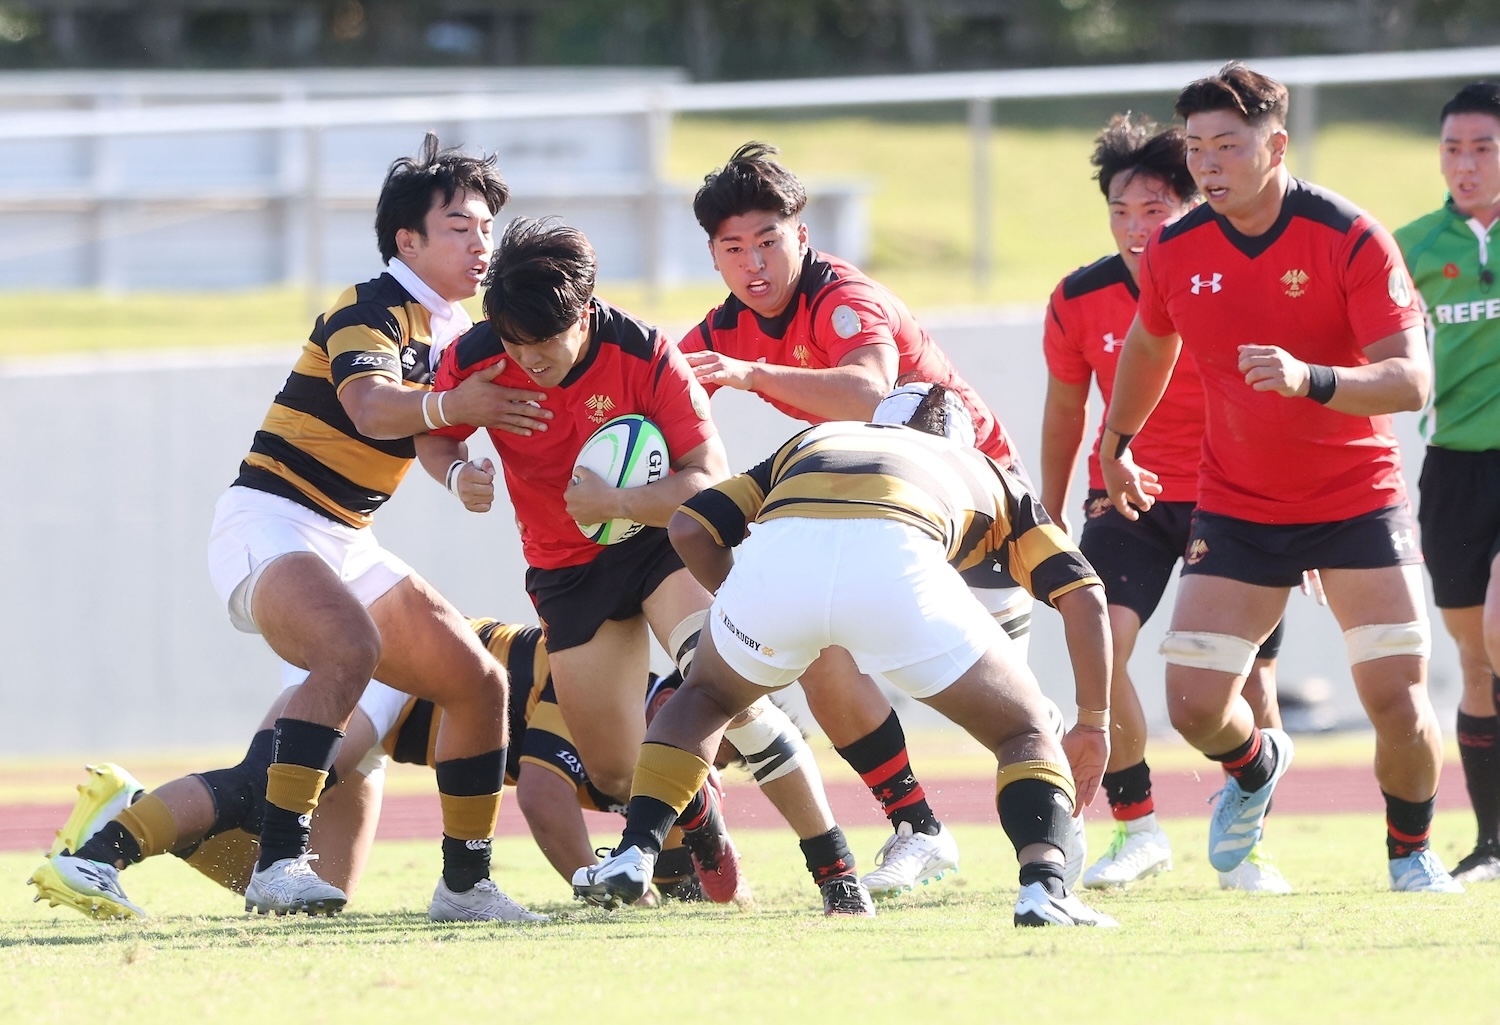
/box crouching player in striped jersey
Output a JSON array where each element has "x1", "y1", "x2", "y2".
[
  {"x1": 574, "y1": 385, "x2": 1119, "y2": 926},
  {"x1": 29, "y1": 619, "x2": 836, "y2": 917}
]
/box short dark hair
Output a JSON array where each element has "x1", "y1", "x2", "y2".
[
  {"x1": 1441, "y1": 82, "x2": 1500, "y2": 124},
  {"x1": 1175, "y1": 62, "x2": 1288, "y2": 129},
  {"x1": 1091, "y1": 113, "x2": 1198, "y2": 203},
  {"x1": 482, "y1": 217, "x2": 597, "y2": 345},
  {"x1": 374, "y1": 131, "x2": 509, "y2": 264},
  {"x1": 692, "y1": 141, "x2": 808, "y2": 238},
  {"x1": 906, "y1": 383, "x2": 956, "y2": 439}
]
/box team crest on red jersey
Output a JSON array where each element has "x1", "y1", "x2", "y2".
[
  {"x1": 585, "y1": 394, "x2": 616, "y2": 424},
  {"x1": 1388, "y1": 268, "x2": 1414, "y2": 308},
  {"x1": 1281, "y1": 269, "x2": 1309, "y2": 298},
  {"x1": 1086, "y1": 496, "x2": 1113, "y2": 519},
  {"x1": 1186, "y1": 539, "x2": 1209, "y2": 565},
  {"x1": 793, "y1": 344, "x2": 811, "y2": 367}
]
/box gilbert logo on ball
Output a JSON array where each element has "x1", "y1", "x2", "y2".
[{"x1": 573, "y1": 414, "x2": 669, "y2": 545}]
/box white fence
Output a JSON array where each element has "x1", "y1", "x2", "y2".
[
  {"x1": 0, "y1": 314, "x2": 1461, "y2": 756},
  {"x1": 4, "y1": 47, "x2": 1500, "y2": 295}
]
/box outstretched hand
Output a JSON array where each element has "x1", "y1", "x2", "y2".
[{"x1": 1061, "y1": 724, "x2": 1109, "y2": 815}]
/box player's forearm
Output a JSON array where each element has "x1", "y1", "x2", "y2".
[
  {"x1": 746, "y1": 363, "x2": 889, "y2": 421},
  {"x1": 1102, "y1": 328, "x2": 1178, "y2": 438},
  {"x1": 415, "y1": 433, "x2": 469, "y2": 485},
  {"x1": 609, "y1": 467, "x2": 720, "y2": 528},
  {"x1": 1055, "y1": 584, "x2": 1112, "y2": 718},
  {"x1": 340, "y1": 377, "x2": 445, "y2": 440},
  {"x1": 1039, "y1": 405, "x2": 1088, "y2": 523},
  {"x1": 1316, "y1": 356, "x2": 1429, "y2": 416},
  {"x1": 516, "y1": 772, "x2": 597, "y2": 881}
]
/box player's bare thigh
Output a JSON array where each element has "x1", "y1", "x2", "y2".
[
  {"x1": 548, "y1": 616, "x2": 651, "y2": 801},
  {"x1": 251, "y1": 553, "x2": 382, "y2": 725},
  {"x1": 363, "y1": 572, "x2": 504, "y2": 721},
  {"x1": 917, "y1": 644, "x2": 1059, "y2": 760},
  {"x1": 797, "y1": 647, "x2": 894, "y2": 747}
]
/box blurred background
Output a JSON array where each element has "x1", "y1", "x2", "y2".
[{"x1": 2, "y1": 0, "x2": 1498, "y2": 755}]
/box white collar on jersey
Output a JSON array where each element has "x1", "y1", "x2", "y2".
[{"x1": 386, "y1": 258, "x2": 474, "y2": 369}]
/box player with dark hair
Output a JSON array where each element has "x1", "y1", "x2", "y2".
[
  {"x1": 33, "y1": 133, "x2": 569, "y2": 923},
  {"x1": 1101, "y1": 63, "x2": 1461, "y2": 892},
  {"x1": 678, "y1": 141, "x2": 1041, "y2": 898},
  {"x1": 1041, "y1": 113, "x2": 1291, "y2": 893},
  {"x1": 1395, "y1": 81, "x2": 1500, "y2": 884},
  {"x1": 421, "y1": 217, "x2": 875, "y2": 914},
  {"x1": 574, "y1": 384, "x2": 1118, "y2": 927}
]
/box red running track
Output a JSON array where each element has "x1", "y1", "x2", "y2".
[{"x1": 0, "y1": 762, "x2": 1467, "y2": 854}]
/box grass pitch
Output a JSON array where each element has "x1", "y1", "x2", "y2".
[{"x1": 4, "y1": 812, "x2": 1496, "y2": 1025}]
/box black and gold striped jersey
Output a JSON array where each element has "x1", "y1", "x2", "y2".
[
  {"x1": 678, "y1": 421, "x2": 1099, "y2": 608},
  {"x1": 233, "y1": 273, "x2": 436, "y2": 528}
]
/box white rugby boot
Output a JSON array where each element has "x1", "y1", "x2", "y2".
[{"x1": 860, "y1": 822, "x2": 960, "y2": 898}]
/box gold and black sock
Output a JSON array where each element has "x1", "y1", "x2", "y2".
[
  {"x1": 620, "y1": 743, "x2": 710, "y2": 853},
  {"x1": 1384, "y1": 791, "x2": 1436, "y2": 859},
  {"x1": 258, "y1": 717, "x2": 342, "y2": 871},
  {"x1": 996, "y1": 760, "x2": 1076, "y2": 881},
  {"x1": 1209, "y1": 728, "x2": 1274, "y2": 792},
  {"x1": 800, "y1": 827, "x2": 857, "y2": 884},
  {"x1": 836, "y1": 710, "x2": 939, "y2": 835},
  {"x1": 1457, "y1": 708, "x2": 1500, "y2": 847},
  {"x1": 436, "y1": 748, "x2": 504, "y2": 893}
]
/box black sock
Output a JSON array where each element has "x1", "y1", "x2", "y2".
[
  {"x1": 836, "y1": 710, "x2": 939, "y2": 835},
  {"x1": 1384, "y1": 790, "x2": 1436, "y2": 859},
  {"x1": 1101, "y1": 760, "x2": 1155, "y2": 820},
  {"x1": 1018, "y1": 859, "x2": 1066, "y2": 898},
  {"x1": 435, "y1": 749, "x2": 504, "y2": 892},
  {"x1": 75, "y1": 820, "x2": 143, "y2": 868},
  {"x1": 1457, "y1": 711, "x2": 1500, "y2": 847},
  {"x1": 1209, "y1": 729, "x2": 1274, "y2": 793},
  {"x1": 799, "y1": 827, "x2": 857, "y2": 884},
  {"x1": 619, "y1": 796, "x2": 678, "y2": 855},
  {"x1": 258, "y1": 718, "x2": 343, "y2": 871},
  {"x1": 652, "y1": 844, "x2": 695, "y2": 882},
  {"x1": 440, "y1": 836, "x2": 491, "y2": 892},
  {"x1": 676, "y1": 787, "x2": 710, "y2": 831}
]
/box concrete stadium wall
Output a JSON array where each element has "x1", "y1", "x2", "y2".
[{"x1": 0, "y1": 313, "x2": 1460, "y2": 756}]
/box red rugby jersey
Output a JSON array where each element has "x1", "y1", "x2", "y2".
[
  {"x1": 433, "y1": 299, "x2": 716, "y2": 570},
  {"x1": 1043, "y1": 253, "x2": 1205, "y2": 503},
  {"x1": 681, "y1": 249, "x2": 1018, "y2": 468},
  {"x1": 1136, "y1": 179, "x2": 1422, "y2": 524}
]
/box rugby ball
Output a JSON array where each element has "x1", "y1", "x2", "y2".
[{"x1": 573, "y1": 414, "x2": 669, "y2": 544}]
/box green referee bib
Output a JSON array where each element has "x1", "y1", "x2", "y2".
[{"x1": 1395, "y1": 199, "x2": 1500, "y2": 452}]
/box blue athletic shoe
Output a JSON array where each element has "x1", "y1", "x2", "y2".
[
  {"x1": 1389, "y1": 850, "x2": 1464, "y2": 893},
  {"x1": 1207, "y1": 728, "x2": 1294, "y2": 872}
]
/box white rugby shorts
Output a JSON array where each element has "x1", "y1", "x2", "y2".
[
  {"x1": 207, "y1": 486, "x2": 412, "y2": 634},
  {"x1": 709, "y1": 517, "x2": 1004, "y2": 699}
]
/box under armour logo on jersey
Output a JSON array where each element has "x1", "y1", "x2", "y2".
[
  {"x1": 1102, "y1": 332, "x2": 1123, "y2": 353},
  {"x1": 1391, "y1": 529, "x2": 1416, "y2": 553},
  {"x1": 1190, "y1": 273, "x2": 1223, "y2": 294}
]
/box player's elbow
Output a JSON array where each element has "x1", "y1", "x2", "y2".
[
  {"x1": 668, "y1": 508, "x2": 709, "y2": 554},
  {"x1": 1401, "y1": 361, "x2": 1431, "y2": 411}
]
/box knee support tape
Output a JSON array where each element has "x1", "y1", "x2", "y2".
[
  {"x1": 667, "y1": 609, "x2": 709, "y2": 677},
  {"x1": 724, "y1": 696, "x2": 814, "y2": 786},
  {"x1": 1159, "y1": 631, "x2": 1258, "y2": 677},
  {"x1": 1344, "y1": 621, "x2": 1431, "y2": 665}
]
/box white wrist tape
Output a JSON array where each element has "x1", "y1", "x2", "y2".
[
  {"x1": 421, "y1": 392, "x2": 440, "y2": 431},
  {"x1": 444, "y1": 460, "x2": 467, "y2": 497},
  {"x1": 435, "y1": 391, "x2": 450, "y2": 428}
]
